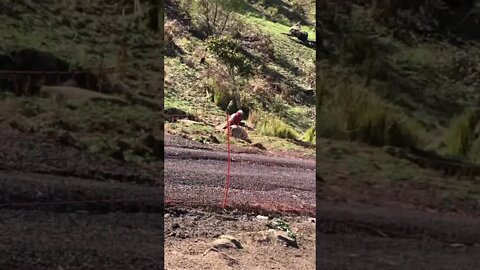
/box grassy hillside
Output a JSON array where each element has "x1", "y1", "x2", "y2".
[
  {"x1": 165, "y1": 0, "x2": 316, "y2": 155},
  {"x1": 317, "y1": 0, "x2": 480, "y2": 157},
  {"x1": 317, "y1": 1, "x2": 480, "y2": 213},
  {"x1": 0, "y1": 0, "x2": 163, "y2": 163}
]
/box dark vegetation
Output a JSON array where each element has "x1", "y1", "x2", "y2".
[
  {"x1": 316, "y1": 0, "x2": 480, "y2": 161},
  {"x1": 315, "y1": 1, "x2": 480, "y2": 216},
  {"x1": 0, "y1": 0, "x2": 163, "y2": 163}
]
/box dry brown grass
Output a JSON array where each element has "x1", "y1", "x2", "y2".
[{"x1": 247, "y1": 109, "x2": 258, "y2": 125}]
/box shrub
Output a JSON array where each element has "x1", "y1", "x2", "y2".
[
  {"x1": 443, "y1": 108, "x2": 480, "y2": 157},
  {"x1": 468, "y1": 136, "x2": 480, "y2": 162},
  {"x1": 291, "y1": 0, "x2": 311, "y2": 20},
  {"x1": 189, "y1": 0, "x2": 246, "y2": 36},
  {"x1": 265, "y1": 7, "x2": 280, "y2": 21},
  {"x1": 204, "y1": 78, "x2": 233, "y2": 111},
  {"x1": 317, "y1": 81, "x2": 423, "y2": 148},
  {"x1": 259, "y1": 117, "x2": 299, "y2": 140},
  {"x1": 304, "y1": 126, "x2": 316, "y2": 143},
  {"x1": 207, "y1": 35, "x2": 253, "y2": 108}
]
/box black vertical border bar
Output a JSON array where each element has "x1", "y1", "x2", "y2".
[
  {"x1": 315, "y1": 1, "x2": 321, "y2": 269},
  {"x1": 158, "y1": 0, "x2": 165, "y2": 268}
]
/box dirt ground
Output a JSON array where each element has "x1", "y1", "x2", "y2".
[
  {"x1": 316, "y1": 201, "x2": 480, "y2": 270},
  {"x1": 164, "y1": 207, "x2": 316, "y2": 270},
  {"x1": 164, "y1": 134, "x2": 316, "y2": 215},
  {"x1": 164, "y1": 133, "x2": 316, "y2": 269},
  {"x1": 3, "y1": 125, "x2": 480, "y2": 269},
  {"x1": 0, "y1": 125, "x2": 164, "y2": 270},
  {"x1": 165, "y1": 133, "x2": 480, "y2": 269}
]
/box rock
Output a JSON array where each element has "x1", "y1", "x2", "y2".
[
  {"x1": 226, "y1": 100, "x2": 237, "y2": 114},
  {"x1": 219, "y1": 235, "x2": 243, "y2": 249},
  {"x1": 212, "y1": 239, "x2": 236, "y2": 250},
  {"x1": 208, "y1": 134, "x2": 220, "y2": 144},
  {"x1": 253, "y1": 143, "x2": 266, "y2": 150},
  {"x1": 229, "y1": 125, "x2": 249, "y2": 141},
  {"x1": 266, "y1": 230, "x2": 299, "y2": 248},
  {"x1": 308, "y1": 217, "x2": 316, "y2": 223},
  {"x1": 275, "y1": 232, "x2": 299, "y2": 248},
  {"x1": 8, "y1": 117, "x2": 35, "y2": 133},
  {"x1": 212, "y1": 235, "x2": 243, "y2": 250},
  {"x1": 57, "y1": 131, "x2": 85, "y2": 150},
  {"x1": 256, "y1": 215, "x2": 269, "y2": 220}
]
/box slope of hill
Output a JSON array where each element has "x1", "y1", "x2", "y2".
[
  {"x1": 0, "y1": 0, "x2": 163, "y2": 163},
  {"x1": 317, "y1": 1, "x2": 480, "y2": 215},
  {"x1": 165, "y1": 0, "x2": 316, "y2": 156},
  {"x1": 0, "y1": 1, "x2": 164, "y2": 269}
]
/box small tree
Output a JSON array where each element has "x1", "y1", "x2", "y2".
[
  {"x1": 190, "y1": 0, "x2": 245, "y2": 36},
  {"x1": 207, "y1": 35, "x2": 252, "y2": 109}
]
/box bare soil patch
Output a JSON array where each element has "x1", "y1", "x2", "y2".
[{"x1": 164, "y1": 207, "x2": 316, "y2": 270}]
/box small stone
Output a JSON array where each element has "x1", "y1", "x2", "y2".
[
  {"x1": 268, "y1": 230, "x2": 299, "y2": 248},
  {"x1": 308, "y1": 217, "x2": 316, "y2": 223},
  {"x1": 219, "y1": 235, "x2": 243, "y2": 249},
  {"x1": 212, "y1": 238, "x2": 236, "y2": 249},
  {"x1": 277, "y1": 234, "x2": 298, "y2": 248},
  {"x1": 256, "y1": 215, "x2": 269, "y2": 220},
  {"x1": 253, "y1": 143, "x2": 266, "y2": 150},
  {"x1": 209, "y1": 134, "x2": 220, "y2": 144}
]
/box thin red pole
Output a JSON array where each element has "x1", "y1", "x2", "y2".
[{"x1": 223, "y1": 113, "x2": 231, "y2": 208}]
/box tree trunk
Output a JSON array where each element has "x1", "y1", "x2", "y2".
[
  {"x1": 203, "y1": 2, "x2": 213, "y2": 36},
  {"x1": 221, "y1": 10, "x2": 231, "y2": 32}
]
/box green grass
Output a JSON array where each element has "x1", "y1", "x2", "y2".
[
  {"x1": 165, "y1": 1, "x2": 315, "y2": 152},
  {"x1": 316, "y1": 137, "x2": 480, "y2": 211},
  {"x1": 1, "y1": 94, "x2": 162, "y2": 163},
  {"x1": 258, "y1": 117, "x2": 299, "y2": 140},
  {"x1": 442, "y1": 107, "x2": 480, "y2": 157},
  {"x1": 242, "y1": 15, "x2": 316, "y2": 40},
  {"x1": 268, "y1": 218, "x2": 297, "y2": 240},
  {"x1": 0, "y1": 0, "x2": 162, "y2": 92},
  {"x1": 312, "y1": 1, "x2": 480, "y2": 214},
  {"x1": 317, "y1": 80, "x2": 424, "y2": 148},
  {"x1": 303, "y1": 126, "x2": 315, "y2": 143}
]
